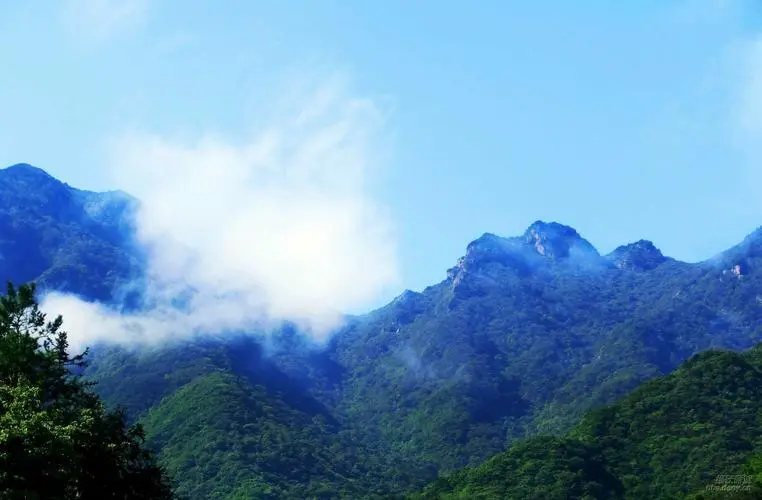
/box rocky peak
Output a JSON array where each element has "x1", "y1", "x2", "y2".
[
  {"x1": 457, "y1": 232, "x2": 531, "y2": 269},
  {"x1": 522, "y1": 221, "x2": 598, "y2": 259},
  {"x1": 447, "y1": 233, "x2": 527, "y2": 287},
  {"x1": 464, "y1": 233, "x2": 512, "y2": 258},
  {"x1": 392, "y1": 289, "x2": 422, "y2": 304},
  {"x1": 606, "y1": 240, "x2": 667, "y2": 271},
  {"x1": 446, "y1": 222, "x2": 602, "y2": 289}
]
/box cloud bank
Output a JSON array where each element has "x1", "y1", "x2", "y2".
[{"x1": 42, "y1": 74, "x2": 399, "y2": 351}]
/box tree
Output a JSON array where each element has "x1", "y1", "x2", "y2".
[{"x1": 0, "y1": 282, "x2": 176, "y2": 499}]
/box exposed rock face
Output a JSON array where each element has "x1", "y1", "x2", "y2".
[
  {"x1": 447, "y1": 233, "x2": 529, "y2": 288},
  {"x1": 606, "y1": 240, "x2": 668, "y2": 271},
  {"x1": 446, "y1": 221, "x2": 602, "y2": 292},
  {"x1": 522, "y1": 221, "x2": 599, "y2": 260}
]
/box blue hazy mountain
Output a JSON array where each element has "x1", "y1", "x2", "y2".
[{"x1": 4, "y1": 163, "x2": 762, "y2": 498}]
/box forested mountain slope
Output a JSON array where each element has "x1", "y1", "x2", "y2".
[
  {"x1": 3, "y1": 163, "x2": 762, "y2": 498},
  {"x1": 0, "y1": 163, "x2": 143, "y2": 301},
  {"x1": 323, "y1": 222, "x2": 762, "y2": 478},
  {"x1": 412, "y1": 346, "x2": 762, "y2": 499}
]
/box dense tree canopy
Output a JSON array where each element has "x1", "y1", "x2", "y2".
[
  {"x1": 411, "y1": 348, "x2": 762, "y2": 499},
  {"x1": 8, "y1": 165, "x2": 762, "y2": 498},
  {"x1": 0, "y1": 282, "x2": 175, "y2": 499}
]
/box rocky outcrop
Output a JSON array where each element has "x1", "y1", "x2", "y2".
[
  {"x1": 522, "y1": 221, "x2": 599, "y2": 260},
  {"x1": 606, "y1": 240, "x2": 668, "y2": 271},
  {"x1": 447, "y1": 221, "x2": 602, "y2": 292}
]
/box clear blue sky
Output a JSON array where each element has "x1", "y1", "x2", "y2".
[{"x1": 2, "y1": 0, "x2": 762, "y2": 304}]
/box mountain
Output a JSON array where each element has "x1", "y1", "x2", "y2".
[
  {"x1": 0, "y1": 163, "x2": 143, "y2": 301},
  {"x1": 322, "y1": 220, "x2": 762, "y2": 479},
  {"x1": 412, "y1": 346, "x2": 762, "y2": 499},
  {"x1": 607, "y1": 239, "x2": 669, "y2": 271},
  {"x1": 4, "y1": 163, "x2": 762, "y2": 498},
  {"x1": 84, "y1": 336, "x2": 411, "y2": 499}
]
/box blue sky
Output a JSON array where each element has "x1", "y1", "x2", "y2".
[{"x1": 2, "y1": 0, "x2": 762, "y2": 314}]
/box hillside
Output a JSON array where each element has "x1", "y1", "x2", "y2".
[
  {"x1": 4, "y1": 163, "x2": 762, "y2": 497},
  {"x1": 322, "y1": 222, "x2": 762, "y2": 478},
  {"x1": 412, "y1": 346, "x2": 762, "y2": 499},
  {"x1": 0, "y1": 163, "x2": 143, "y2": 302},
  {"x1": 140, "y1": 370, "x2": 380, "y2": 499}
]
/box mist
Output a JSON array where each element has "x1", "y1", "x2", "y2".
[{"x1": 40, "y1": 73, "x2": 400, "y2": 352}]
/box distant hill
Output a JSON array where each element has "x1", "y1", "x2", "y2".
[{"x1": 4, "y1": 163, "x2": 762, "y2": 498}]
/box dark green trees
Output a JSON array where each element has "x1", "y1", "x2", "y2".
[
  {"x1": 412, "y1": 348, "x2": 762, "y2": 499},
  {"x1": 0, "y1": 282, "x2": 175, "y2": 499}
]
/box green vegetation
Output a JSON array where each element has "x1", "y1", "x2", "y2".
[
  {"x1": 0, "y1": 283, "x2": 175, "y2": 498},
  {"x1": 141, "y1": 371, "x2": 380, "y2": 499},
  {"x1": 86, "y1": 336, "x2": 428, "y2": 499},
  {"x1": 8, "y1": 164, "x2": 762, "y2": 498},
  {"x1": 324, "y1": 242, "x2": 762, "y2": 486},
  {"x1": 0, "y1": 163, "x2": 143, "y2": 302},
  {"x1": 412, "y1": 347, "x2": 762, "y2": 499},
  {"x1": 75, "y1": 220, "x2": 762, "y2": 498}
]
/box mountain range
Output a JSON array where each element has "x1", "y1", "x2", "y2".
[{"x1": 2, "y1": 162, "x2": 762, "y2": 499}]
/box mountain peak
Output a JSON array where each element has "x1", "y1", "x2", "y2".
[
  {"x1": 1, "y1": 164, "x2": 64, "y2": 194},
  {"x1": 446, "y1": 223, "x2": 602, "y2": 289},
  {"x1": 452, "y1": 233, "x2": 523, "y2": 275},
  {"x1": 522, "y1": 220, "x2": 598, "y2": 259},
  {"x1": 524, "y1": 220, "x2": 576, "y2": 234},
  {"x1": 606, "y1": 239, "x2": 667, "y2": 271},
  {"x1": 3, "y1": 163, "x2": 55, "y2": 178},
  {"x1": 0, "y1": 163, "x2": 72, "y2": 206},
  {"x1": 465, "y1": 232, "x2": 507, "y2": 252}
]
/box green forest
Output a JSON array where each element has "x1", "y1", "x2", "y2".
[
  {"x1": 4, "y1": 164, "x2": 762, "y2": 498},
  {"x1": 0, "y1": 283, "x2": 174, "y2": 498},
  {"x1": 7, "y1": 279, "x2": 762, "y2": 498}
]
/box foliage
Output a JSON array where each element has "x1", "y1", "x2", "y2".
[
  {"x1": 8, "y1": 165, "x2": 762, "y2": 498},
  {"x1": 67, "y1": 220, "x2": 762, "y2": 497},
  {"x1": 141, "y1": 371, "x2": 382, "y2": 499},
  {"x1": 0, "y1": 164, "x2": 143, "y2": 302},
  {"x1": 0, "y1": 282, "x2": 175, "y2": 499},
  {"x1": 412, "y1": 347, "x2": 762, "y2": 499},
  {"x1": 87, "y1": 336, "x2": 427, "y2": 499}
]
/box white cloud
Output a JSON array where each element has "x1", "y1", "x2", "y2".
[
  {"x1": 42, "y1": 73, "x2": 400, "y2": 351},
  {"x1": 61, "y1": 0, "x2": 149, "y2": 43}
]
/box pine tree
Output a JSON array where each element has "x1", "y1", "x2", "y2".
[{"x1": 0, "y1": 282, "x2": 176, "y2": 499}]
